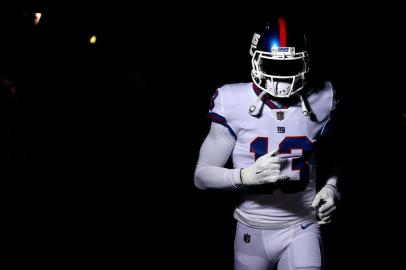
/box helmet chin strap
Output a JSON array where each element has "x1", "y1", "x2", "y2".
[
  {"x1": 265, "y1": 79, "x2": 294, "y2": 97},
  {"x1": 265, "y1": 78, "x2": 275, "y2": 95},
  {"x1": 248, "y1": 90, "x2": 266, "y2": 116},
  {"x1": 298, "y1": 93, "x2": 311, "y2": 116},
  {"x1": 249, "y1": 80, "x2": 311, "y2": 117}
]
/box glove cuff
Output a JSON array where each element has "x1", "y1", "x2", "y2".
[
  {"x1": 325, "y1": 184, "x2": 341, "y2": 201},
  {"x1": 240, "y1": 166, "x2": 256, "y2": 185}
]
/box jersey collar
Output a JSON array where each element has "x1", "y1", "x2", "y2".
[{"x1": 252, "y1": 83, "x2": 290, "y2": 110}]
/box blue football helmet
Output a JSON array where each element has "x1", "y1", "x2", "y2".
[{"x1": 250, "y1": 17, "x2": 309, "y2": 98}]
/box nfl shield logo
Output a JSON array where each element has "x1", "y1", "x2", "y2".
[
  {"x1": 243, "y1": 233, "x2": 251, "y2": 243},
  {"x1": 276, "y1": 111, "x2": 284, "y2": 121}
]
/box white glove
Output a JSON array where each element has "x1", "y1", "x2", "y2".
[
  {"x1": 240, "y1": 153, "x2": 288, "y2": 185},
  {"x1": 312, "y1": 184, "x2": 340, "y2": 225}
]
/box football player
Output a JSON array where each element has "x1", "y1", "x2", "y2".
[{"x1": 194, "y1": 16, "x2": 340, "y2": 270}]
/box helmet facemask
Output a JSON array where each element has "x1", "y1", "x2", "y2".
[{"x1": 251, "y1": 47, "x2": 309, "y2": 98}]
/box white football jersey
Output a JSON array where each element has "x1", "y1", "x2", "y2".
[{"x1": 208, "y1": 82, "x2": 335, "y2": 229}]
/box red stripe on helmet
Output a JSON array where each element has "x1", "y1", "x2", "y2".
[{"x1": 278, "y1": 17, "x2": 287, "y2": 47}]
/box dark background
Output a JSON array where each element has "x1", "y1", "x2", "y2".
[{"x1": 1, "y1": 2, "x2": 404, "y2": 269}]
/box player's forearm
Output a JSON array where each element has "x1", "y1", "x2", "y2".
[
  {"x1": 325, "y1": 174, "x2": 341, "y2": 200},
  {"x1": 194, "y1": 162, "x2": 241, "y2": 190},
  {"x1": 194, "y1": 123, "x2": 239, "y2": 190}
]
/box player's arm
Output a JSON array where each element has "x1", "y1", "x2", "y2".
[
  {"x1": 312, "y1": 95, "x2": 341, "y2": 224},
  {"x1": 194, "y1": 123, "x2": 240, "y2": 190},
  {"x1": 194, "y1": 123, "x2": 286, "y2": 190},
  {"x1": 312, "y1": 123, "x2": 341, "y2": 224}
]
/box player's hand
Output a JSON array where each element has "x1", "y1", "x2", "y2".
[
  {"x1": 311, "y1": 184, "x2": 340, "y2": 225},
  {"x1": 240, "y1": 153, "x2": 288, "y2": 185}
]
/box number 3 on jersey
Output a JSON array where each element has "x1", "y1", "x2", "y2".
[{"x1": 250, "y1": 136, "x2": 313, "y2": 182}]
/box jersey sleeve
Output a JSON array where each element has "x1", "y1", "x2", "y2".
[
  {"x1": 317, "y1": 82, "x2": 341, "y2": 191},
  {"x1": 320, "y1": 82, "x2": 338, "y2": 138},
  {"x1": 207, "y1": 87, "x2": 237, "y2": 140},
  {"x1": 194, "y1": 123, "x2": 241, "y2": 190}
]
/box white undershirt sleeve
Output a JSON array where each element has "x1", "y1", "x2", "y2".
[{"x1": 194, "y1": 123, "x2": 241, "y2": 190}]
